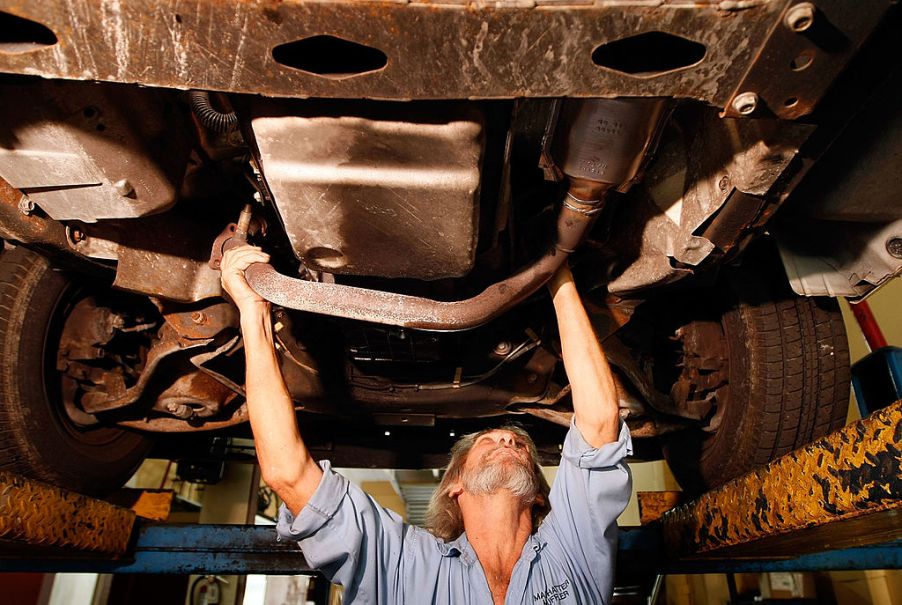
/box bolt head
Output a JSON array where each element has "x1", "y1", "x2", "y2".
[
  {"x1": 18, "y1": 196, "x2": 34, "y2": 215},
  {"x1": 887, "y1": 236, "x2": 902, "y2": 259},
  {"x1": 113, "y1": 179, "x2": 135, "y2": 197},
  {"x1": 191, "y1": 311, "x2": 207, "y2": 325},
  {"x1": 732, "y1": 92, "x2": 759, "y2": 116},
  {"x1": 493, "y1": 341, "x2": 512, "y2": 356},
  {"x1": 784, "y1": 3, "x2": 816, "y2": 33},
  {"x1": 71, "y1": 229, "x2": 85, "y2": 243}
]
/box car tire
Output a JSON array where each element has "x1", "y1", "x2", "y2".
[
  {"x1": 663, "y1": 257, "x2": 851, "y2": 494},
  {"x1": 0, "y1": 247, "x2": 152, "y2": 495}
]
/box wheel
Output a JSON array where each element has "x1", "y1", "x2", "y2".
[
  {"x1": 0, "y1": 247, "x2": 153, "y2": 495},
  {"x1": 661, "y1": 252, "x2": 851, "y2": 493}
]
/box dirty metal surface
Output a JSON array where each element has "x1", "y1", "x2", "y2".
[
  {"x1": 163, "y1": 302, "x2": 239, "y2": 341},
  {"x1": 0, "y1": 1, "x2": 828, "y2": 106},
  {"x1": 668, "y1": 320, "x2": 727, "y2": 423},
  {"x1": 661, "y1": 541, "x2": 902, "y2": 573},
  {"x1": 0, "y1": 176, "x2": 72, "y2": 258},
  {"x1": 250, "y1": 101, "x2": 483, "y2": 279},
  {"x1": 80, "y1": 324, "x2": 187, "y2": 413},
  {"x1": 722, "y1": 0, "x2": 891, "y2": 119},
  {"x1": 0, "y1": 470, "x2": 135, "y2": 555},
  {"x1": 0, "y1": 80, "x2": 190, "y2": 222},
  {"x1": 153, "y1": 369, "x2": 237, "y2": 420},
  {"x1": 69, "y1": 213, "x2": 226, "y2": 303},
  {"x1": 638, "y1": 491, "x2": 683, "y2": 525},
  {"x1": 662, "y1": 401, "x2": 902, "y2": 556},
  {"x1": 777, "y1": 218, "x2": 902, "y2": 298},
  {"x1": 606, "y1": 107, "x2": 813, "y2": 294},
  {"x1": 116, "y1": 403, "x2": 249, "y2": 432}
]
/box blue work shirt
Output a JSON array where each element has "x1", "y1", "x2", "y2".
[{"x1": 277, "y1": 420, "x2": 632, "y2": 604}]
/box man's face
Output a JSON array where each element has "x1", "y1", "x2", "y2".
[
  {"x1": 466, "y1": 429, "x2": 531, "y2": 466},
  {"x1": 458, "y1": 429, "x2": 538, "y2": 500}
]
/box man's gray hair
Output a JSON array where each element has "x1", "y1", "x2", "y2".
[{"x1": 424, "y1": 424, "x2": 551, "y2": 542}]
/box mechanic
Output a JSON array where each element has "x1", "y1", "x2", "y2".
[{"x1": 220, "y1": 244, "x2": 632, "y2": 605}]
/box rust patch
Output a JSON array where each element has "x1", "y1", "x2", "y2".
[
  {"x1": 0, "y1": 177, "x2": 70, "y2": 256},
  {"x1": 639, "y1": 491, "x2": 684, "y2": 525}
]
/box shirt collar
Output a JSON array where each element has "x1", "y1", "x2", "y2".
[
  {"x1": 439, "y1": 532, "x2": 546, "y2": 564},
  {"x1": 439, "y1": 532, "x2": 472, "y2": 562},
  {"x1": 523, "y1": 534, "x2": 545, "y2": 562}
]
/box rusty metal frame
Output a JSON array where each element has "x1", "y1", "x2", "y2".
[
  {"x1": 662, "y1": 401, "x2": 902, "y2": 558},
  {"x1": 0, "y1": 470, "x2": 135, "y2": 556},
  {"x1": 0, "y1": 1, "x2": 890, "y2": 114},
  {"x1": 722, "y1": 0, "x2": 888, "y2": 119}
]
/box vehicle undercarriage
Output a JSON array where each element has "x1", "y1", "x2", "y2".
[{"x1": 0, "y1": 0, "x2": 899, "y2": 494}]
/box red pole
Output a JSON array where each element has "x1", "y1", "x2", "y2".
[{"x1": 850, "y1": 300, "x2": 888, "y2": 352}]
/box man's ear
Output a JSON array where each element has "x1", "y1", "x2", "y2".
[{"x1": 447, "y1": 478, "x2": 464, "y2": 499}]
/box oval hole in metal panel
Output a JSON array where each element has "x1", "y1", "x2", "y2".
[
  {"x1": 0, "y1": 11, "x2": 58, "y2": 54},
  {"x1": 272, "y1": 35, "x2": 388, "y2": 79},
  {"x1": 592, "y1": 32, "x2": 706, "y2": 77}
]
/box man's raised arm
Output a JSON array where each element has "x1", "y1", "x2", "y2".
[
  {"x1": 548, "y1": 264, "x2": 620, "y2": 447},
  {"x1": 220, "y1": 245, "x2": 323, "y2": 515}
]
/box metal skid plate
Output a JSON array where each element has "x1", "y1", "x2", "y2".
[
  {"x1": 0, "y1": 80, "x2": 190, "y2": 222},
  {"x1": 251, "y1": 102, "x2": 483, "y2": 279}
]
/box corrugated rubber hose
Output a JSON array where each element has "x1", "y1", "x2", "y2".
[{"x1": 188, "y1": 90, "x2": 239, "y2": 133}]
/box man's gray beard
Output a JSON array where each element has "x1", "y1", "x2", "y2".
[{"x1": 462, "y1": 450, "x2": 538, "y2": 502}]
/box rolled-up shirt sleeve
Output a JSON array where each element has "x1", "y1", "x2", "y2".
[
  {"x1": 539, "y1": 419, "x2": 632, "y2": 596},
  {"x1": 276, "y1": 460, "x2": 407, "y2": 602}
]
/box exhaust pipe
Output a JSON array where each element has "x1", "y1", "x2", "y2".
[{"x1": 215, "y1": 98, "x2": 667, "y2": 331}]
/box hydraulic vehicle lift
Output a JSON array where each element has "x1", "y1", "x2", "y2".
[{"x1": 1, "y1": 401, "x2": 899, "y2": 578}]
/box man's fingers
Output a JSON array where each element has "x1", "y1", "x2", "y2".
[
  {"x1": 219, "y1": 245, "x2": 270, "y2": 309},
  {"x1": 221, "y1": 246, "x2": 270, "y2": 271}
]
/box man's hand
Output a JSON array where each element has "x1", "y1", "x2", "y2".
[
  {"x1": 220, "y1": 245, "x2": 270, "y2": 312},
  {"x1": 547, "y1": 263, "x2": 574, "y2": 299}
]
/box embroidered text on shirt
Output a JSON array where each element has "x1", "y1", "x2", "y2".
[{"x1": 533, "y1": 579, "x2": 571, "y2": 604}]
